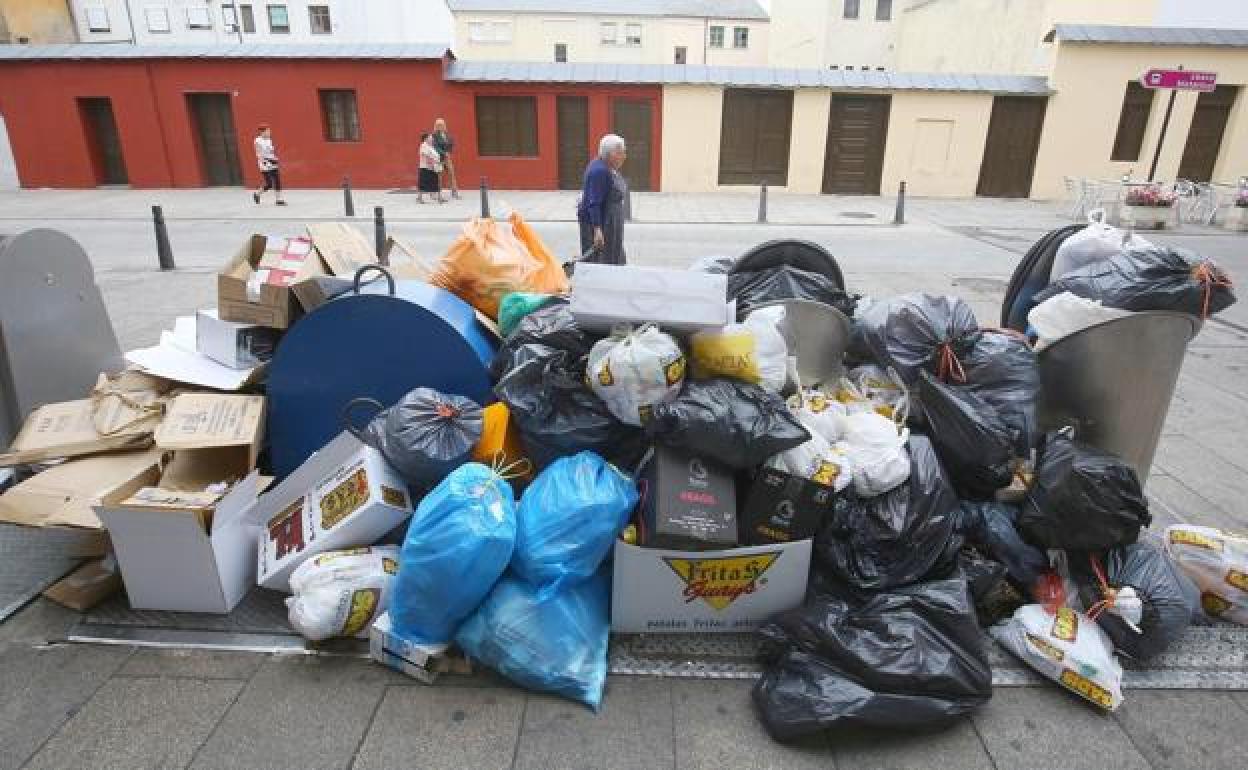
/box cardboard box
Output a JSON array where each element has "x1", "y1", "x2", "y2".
[
  {"x1": 248, "y1": 431, "x2": 413, "y2": 593},
  {"x1": 93, "y1": 393, "x2": 267, "y2": 613},
  {"x1": 383, "y1": 236, "x2": 442, "y2": 281},
  {"x1": 368, "y1": 611, "x2": 470, "y2": 684},
  {"x1": 610, "y1": 539, "x2": 812, "y2": 633},
  {"x1": 0, "y1": 394, "x2": 162, "y2": 466},
  {"x1": 571, "y1": 264, "x2": 731, "y2": 334},
  {"x1": 218, "y1": 235, "x2": 327, "y2": 329},
  {"x1": 637, "y1": 446, "x2": 737, "y2": 550},
  {"x1": 127, "y1": 316, "x2": 267, "y2": 391},
  {"x1": 306, "y1": 222, "x2": 378, "y2": 277},
  {"x1": 0, "y1": 447, "x2": 165, "y2": 530},
  {"x1": 195, "y1": 309, "x2": 280, "y2": 370},
  {"x1": 43, "y1": 555, "x2": 123, "y2": 611},
  {"x1": 740, "y1": 467, "x2": 836, "y2": 546}
]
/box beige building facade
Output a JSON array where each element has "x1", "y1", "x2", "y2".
[{"x1": 0, "y1": 0, "x2": 77, "y2": 43}]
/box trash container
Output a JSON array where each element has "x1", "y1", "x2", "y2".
[{"x1": 1037, "y1": 311, "x2": 1199, "y2": 482}]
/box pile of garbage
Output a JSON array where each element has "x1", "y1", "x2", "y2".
[{"x1": 0, "y1": 214, "x2": 1244, "y2": 739}]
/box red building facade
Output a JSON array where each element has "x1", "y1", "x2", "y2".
[{"x1": 0, "y1": 51, "x2": 662, "y2": 191}]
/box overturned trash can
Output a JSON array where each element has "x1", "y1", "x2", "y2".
[{"x1": 1037, "y1": 311, "x2": 1199, "y2": 482}]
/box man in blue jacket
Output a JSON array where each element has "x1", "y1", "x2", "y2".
[{"x1": 576, "y1": 134, "x2": 628, "y2": 265}]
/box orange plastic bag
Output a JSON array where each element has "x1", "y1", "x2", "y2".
[
  {"x1": 432, "y1": 213, "x2": 569, "y2": 319},
  {"x1": 471, "y1": 403, "x2": 531, "y2": 481}
]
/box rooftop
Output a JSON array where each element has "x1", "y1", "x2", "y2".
[
  {"x1": 0, "y1": 42, "x2": 451, "y2": 61},
  {"x1": 1046, "y1": 24, "x2": 1248, "y2": 47},
  {"x1": 445, "y1": 0, "x2": 768, "y2": 21}
]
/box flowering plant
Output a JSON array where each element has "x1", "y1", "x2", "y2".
[{"x1": 1124, "y1": 185, "x2": 1178, "y2": 207}]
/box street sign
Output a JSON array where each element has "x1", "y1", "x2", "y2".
[{"x1": 1140, "y1": 69, "x2": 1217, "y2": 91}]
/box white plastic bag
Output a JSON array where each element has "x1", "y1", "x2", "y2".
[
  {"x1": 286, "y1": 546, "x2": 400, "y2": 641},
  {"x1": 834, "y1": 366, "x2": 909, "y2": 424},
  {"x1": 991, "y1": 603, "x2": 1124, "y2": 711},
  {"x1": 1164, "y1": 525, "x2": 1248, "y2": 625},
  {"x1": 787, "y1": 388, "x2": 848, "y2": 444},
  {"x1": 766, "y1": 427, "x2": 853, "y2": 493},
  {"x1": 588, "y1": 325, "x2": 686, "y2": 426},
  {"x1": 1027, "y1": 291, "x2": 1131, "y2": 351},
  {"x1": 690, "y1": 306, "x2": 789, "y2": 392},
  {"x1": 1051, "y1": 213, "x2": 1154, "y2": 281},
  {"x1": 842, "y1": 411, "x2": 911, "y2": 497}
]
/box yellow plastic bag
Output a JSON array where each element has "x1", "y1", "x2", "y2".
[
  {"x1": 471, "y1": 403, "x2": 531, "y2": 481},
  {"x1": 690, "y1": 307, "x2": 788, "y2": 391}
]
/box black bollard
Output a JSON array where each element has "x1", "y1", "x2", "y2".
[
  {"x1": 374, "y1": 206, "x2": 386, "y2": 260},
  {"x1": 342, "y1": 175, "x2": 355, "y2": 217},
  {"x1": 758, "y1": 181, "x2": 768, "y2": 223},
  {"x1": 480, "y1": 176, "x2": 491, "y2": 219},
  {"x1": 893, "y1": 180, "x2": 906, "y2": 225},
  {"x1": 152, "y1": 204, "x2": 175, "y2": 270}
]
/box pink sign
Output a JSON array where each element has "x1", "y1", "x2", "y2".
[{"x1": 1140, "y1": 69, "x2": 1217, "y2": 91}]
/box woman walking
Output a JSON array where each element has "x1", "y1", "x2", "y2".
[
  {"x1": 252, "y1": 124, "x2": 286, "y2": 206},
  {"x1": 576, "y1": 134, "x2": 628, "y2": 265},
  {"x1": 432, "y1": 118, "x2": 461, "y2": 199},
  {"x1": 418, "y1": 132, "x2": 445, "y2": 204}
]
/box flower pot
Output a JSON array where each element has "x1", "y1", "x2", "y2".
[
  {"x1": 1219, "y1": 204, "x2": 1248, "y2": 232},
  {"x1": 1120, "y1": 204, "x2": 1173, "y2": 230}
]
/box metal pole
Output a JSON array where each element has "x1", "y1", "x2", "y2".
[
  {"x1": 152, "y1": 205, "x2": 175, "y2": 270},
  {"x1": 374, "y1": 206, "x2": 386, "y2": 259},
  {"x1": 342, "y1": 175, "x2": 355, "y2": 217},
  {"x1": 1148, "y1": 88, "x2": 1179, "y2": 182},
  {"x1": 480, "y1": 176, "x2": 491, "y2": 219},
  {"x1": 893, "y1": 180, "x2": 906, "y2": 225},
  {"x1": 757, "y1": 181, "x2": 768, "y2": 223}
]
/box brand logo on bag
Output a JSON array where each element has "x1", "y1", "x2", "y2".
[
  {"x1": 341, "y1": 588, "x2": 381, "y2": 636},
  {"x1": 1051, "y1": 607, "x2": 1078, "y2": 642},
  {"x1": 773, "y1": 500, "x2": 796, "y2": 523},
  {"x1": 1169, "y1": 529, "x2": 1224, "y2": 552},
  {"x1": 807, "y1": 393, "x2": 829, "y2": 413},
  {"x1": 313, "y1": 547, "x2": 370, "y2": 565},
  {"x1": 688, "y1": 457, "x2": 709, "y2": 486},
  {"x1": 665, "y1": 356, "x2": 687, "y2": 386},
  {"x1": 321, "y1": 469, "x2": 369, "y2": 530},
  {"x1": 810, "y1": 460, "x2": 840, "y2": 486},
  {"x1": 663, "y1": 553, "x2": 781, "y2": 610},
  {"x1": 382, "y1": 557, "x2": 398, "y2": 575},
  {"x1": 381, "y1": 485, "x2": 408, "y2": 509},
  {"x1": 1025, "y1": 633, "x2": 1065, "y2": 662},
  {"x1": 1226, "y1": 569, "x2": 1248, "y2": 593},
  {"x1": 267, "y1": 498, "x2": 307, "y2": 559},
  {"x1": 597, "y1": 361, "x2": 614, "y2": 387},
  {"x1": 1202, "y1": 592, "x2": 1233, "y2": 616},
  {"x1": 1059, "y1": 669, "x2": 1115, "y2": 710}
]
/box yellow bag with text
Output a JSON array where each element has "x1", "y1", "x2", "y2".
[
  {"x1": 690, "y1": 306, "x2": 788, "y2": 392},
  {"x1": 1164, "y1": 525, "x2": 1248, "y2": 625}
]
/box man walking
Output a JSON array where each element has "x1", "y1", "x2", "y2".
[
  {"x1": 432, "y1": 118, "x2": 460, "y2": 200},
  {"x1": 252, "y1": 124, "x2": 286, "y2": 206}
]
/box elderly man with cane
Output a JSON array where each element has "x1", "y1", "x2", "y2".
[{"x1": 576, "y1": 134, "x2": 629, "y2": 265}]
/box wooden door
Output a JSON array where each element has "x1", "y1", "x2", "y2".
[
  {"x1": 78, "y1": 97, "x2": 128, "y2": 185},
  {"x1": 977, "y1": 96, "x2": 1047, "y2": 198},
  {"x1": 187, "y1": 93, "x2": 242, "y2": 186},
  {"x1": 1178, "y1": 85, "x2": 1238, "y2": 182},
  {"x1": 611, "y1": 99, "x2": 653, "y2": 191},
  {"x1": 556, "y1": 96, "x2": 589, "y2": 190},
  {"x1": 822, "y1": 95, "x2": 890, "y2": 194},
  {"x1": 718, "y1": 89, "x2": 793, "y2": 186}
]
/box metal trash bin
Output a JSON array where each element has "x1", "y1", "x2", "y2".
[{"x1": 1037, "y1": 311, "x2": 1199, "y2": 482}]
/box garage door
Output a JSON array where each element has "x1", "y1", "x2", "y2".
[
  {"x1": 718, "y1": 89, "x2": 793, "y2": 186},
  {"x1": 822, "y1": 95, "x2": 890, "y2": 195}
]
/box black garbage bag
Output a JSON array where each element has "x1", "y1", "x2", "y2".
[
  {"x1": 849, "y1": 294, "x2": 980, "y2": 383},
  {"x1": 1018, "y1": 430, "x2": 1151, "y2": 551},
  {"x1": 354, "y1": 388, "x2": 484, "y2": 488},
  {"x1": 814, "y1": 436, "x2": 962, "y2": 595},
  {"x1": 494, "y1": 344, "x2": 645, "y2": 470},
  {"x1": 956, "y1": 548, "x2": 1026, "y2": 628},
  {"x1": 689, "y1": 255, "x2": 736, "y2": 274},
  {"x1": 645, "y1": 379, "x2": 810, "y2": 470},
  {"x1": 1035, "y1": 246, "x2": 1237, "y2": 318},
  {"x1": 753, "y1": 579, "x2": 993, "y2": 741},
  {"x1": 918, "y1": 372, "x2": 1014, "y2": 498},
  {"x1": 958, "y1": 331, "x2": 1042, "y2": 453},
  {"x1": 1066, "y1": 541, "x2": 1197, "y2": 661},
  {"x1": 490, "y1": 299, "x2": 596, "y2": 381},
  {"x1": 952, "y1": 502, "x2": 1048, "y2": 590},
  {"x1": 728, "y1": 266, "x2": 858, "y2": 319}
]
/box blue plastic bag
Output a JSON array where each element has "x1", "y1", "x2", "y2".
[
  {"x1": 455, "y1": 570, "x2": 610, "y2": 709},
  {"x1": 391, "y1": 463, "x2": 517, "y2": 644},
  {"x1": 513, "y1": 451, "x2": 638, "y2": 594}
]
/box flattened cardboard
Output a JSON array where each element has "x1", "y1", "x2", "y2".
[
  {"x1": 218, "y1": 235, "x2": 327, "y2": 329},
  {"x1": 610, "y1": 539, "x2": 811, "y2": 633},
  {"x1": 195, "y1": 309, "x2": 280, "y2": 370},
  {"x1": 306, "y1": 222, "x2": 378, "y2": 277},
  {"x1": 43, "y1": 555, "x2": 122, "y2": 611},
  {"x1": 0, "y1": 397, "x2": 160, "y2": 466},
  {"x1": 155, "y1": 393, "x2": 265, "y2": 477},
  {"x1": 127, "y1": 317, "x2": 266, "y2": 391},
  {"x1": 0, "y1": 448, "x2": 165, "y2": 530},
  {"x1": 368, "y1": 611, "x2": 465, "y2": 684},
  {"x1": 383, "y1": 236, "x2": 441, "y2": 281}
]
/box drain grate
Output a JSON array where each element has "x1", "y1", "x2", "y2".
[
  {"x1": 0, "y1": 524, "x2": 98, "y2": 621},
  {"x1": 839, "y1": 211, "x2": 877, "y2": 219}
]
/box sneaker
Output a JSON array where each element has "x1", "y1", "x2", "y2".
[
  {"x1": 276, "y1": 200, "x2": 288, "y2": 206},
  {"x1": 252, "y1": 192, "x2": 260, "y2": 204}
]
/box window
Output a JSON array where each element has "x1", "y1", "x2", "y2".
[
  {"x1": 844, "y1": 0, "x2": 860, "y2": 19},
  {"x1": 492, "y1": 21, "x2": 512, "y2": 42},
  {"x1": 554, "y1": 43, "x2": 567, "y2": 62},
  {"x1": 1111, "y1": 81, "x2": 1156, "y2": 162},
  {"x1": 240, "y1": 4, "x2": 256, "y2": 33},
  {"x1": 85, "y1": 7, "x2": 110, "y2": 32},
  {"x1": 876, "y1": 0, "x2": 892, "y2": 21},
  {"x1": 733, "y1": 26, "x2": 749, "y2": 48},
  {"x1": 267, "y1": 4, "x2": 289, "y2": 34},
  {"x1": 476, "y1": 96, "x2": 538, "y2": 157},
  {"x1": 470, "y1": 20, "x2": 510, "y2": 43},
  {"x1": 222, "y1": 5, "x2": 238, "y2": 30},
  {"x1": 186, "y1": 7, "x2": 213, "y2": 30},
  {"x1": 600, "y1": 22, "x2": 617, "y2": 44},
  {"x1": 320, "y1": 90, "x2": 360, "y2": 142},
  {"x1": 146, "y1": 8, "x2": 171, "y2": 33},
  {"x1": 674, "y1": 46, "x2": 687, "y2": 64},
  {"x1": 625, "y1": 23, "x2": 641, "y2": 46},
  {"x1": 308, "y1": 5, "x2": 331, "y2": 34},
  {"x1": 468, "y1": 21, "x2": 487, "y2": 41},
  {"x1": 709, "y1": 25, "x2": 724, "y2": 48}
]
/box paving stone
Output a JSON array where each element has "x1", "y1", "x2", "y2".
[
  {"x1": 0, "y1": 598, "x2": 82, "y2": 644},
  {"x1": 352, "y1": 686, "x2": 525, "y2": 770},
  {"x1": 1112, "y1": 691, "x2": 1248, "y2": 769},
  {"x1": 514, "y1": 677, "x2": 675, "y2": 770},
  {"x1": 828, "y1": 717, "x2": 994, "y2": 770},
  {"x1": 1146, "y1": 473, "x2": 1242, "y2": 532},
  {"x1": 972, "y1": 687, "x2": 1150, "y2": 770},
  {"x1": 1153, "y1": 435, "x2": 1248, "y2": 530},
  {"x1": 0, "y1": 642, "x2": 132, "y2": 770},
  {"x1": 23, "y1": 676, "x2": 240, "y2": 770},
  {"x1": 670, "y1": 679, "x2": 833, "y2": 770},
  {"x1": 116, "y1": 648, "x2": 271, "y2": 681},
  {"x1": 188, "y1": 655, "x2": 392, "y2": 770}
]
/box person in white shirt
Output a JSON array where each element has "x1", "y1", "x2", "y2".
[
  {"x1": 417, "y1": 132, "x2": 445, "y2": 204},
  {"x1": 252, "y1": 124, "x2": 286, "y2": 206}
]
